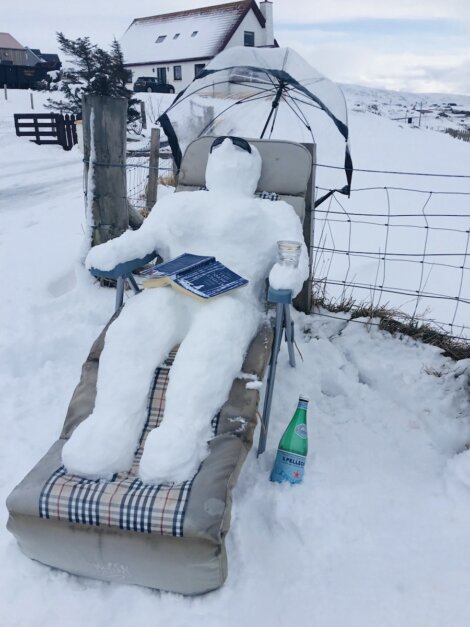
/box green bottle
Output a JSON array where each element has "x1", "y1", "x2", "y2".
[{"x1": 270, "y1": 395, "x2": 308, "y2": 484}]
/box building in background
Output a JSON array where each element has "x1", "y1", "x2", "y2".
[
  {"x1": 0, "y1": 33, "x2": 28, "y2": 66},
  {"x1": 121, "y1": 0, "x2": 276, "y2": 92},
  {"x1": 0, "y1": 32, "x2": 61, "y2": 89}
]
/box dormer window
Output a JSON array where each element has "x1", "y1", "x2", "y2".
[
  {"x1": 191, "y1": 31, "x2": 198, "y2": 37},
  {"x1": 173, "y1": 33, "x2": 180, "y2": 39},
  {"x1": 155, "y1": 35, "x2": 167, "y2": 43}
]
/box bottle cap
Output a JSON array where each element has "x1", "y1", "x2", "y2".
[{"x1": 299, "y1": 394, "x2": 309, "y2": 402}]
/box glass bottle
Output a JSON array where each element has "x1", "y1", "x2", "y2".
[{"x1": 270, "y1": 395, "x2": 308, "y2": 484}]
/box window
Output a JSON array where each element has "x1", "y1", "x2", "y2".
[
  {"x1": 174, "y1": 65, "x2": 182, "y2": 81},
  {"x1": 244, "y1": 31, "x2": 255, "y2": 47},
  {"x1": 194, "y1": 63, "x2": 205, "y2": 78},
  {"x1": 173, "y1": 33, "x2": 180, "y2": 39},
  {"x1": 155, "y1": 35, "x2": 167, "y2": 43},
  {"x1": 191, "y1": 31, "x2": 198, "y2": 37}
]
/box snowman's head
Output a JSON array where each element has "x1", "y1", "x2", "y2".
[{"x1": 205, "y1": 136, "x2": 261, "y2": 196}]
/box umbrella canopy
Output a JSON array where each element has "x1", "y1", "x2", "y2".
[{"x1": 159, "y1": 46, "x2": 352, "y2": 200}]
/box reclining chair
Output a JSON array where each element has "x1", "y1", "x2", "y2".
[{"x1": 6, "y1": 137, "x2": 313, "y2": 595}]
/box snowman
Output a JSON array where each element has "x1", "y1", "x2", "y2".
[{"x1": 62, "y1": 137, "x2": 309, "y2": 483}]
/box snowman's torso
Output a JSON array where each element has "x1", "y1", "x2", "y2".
[{"x1": 149, "y1": 190, "x2": 298, "y2": 298}]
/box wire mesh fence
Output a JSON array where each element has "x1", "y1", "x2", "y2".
[
  {"x1": 312, "y1": 181, "x2": 470, "y2": 340},
  {"x1": 126, "y1": 152, "x2": 150, "y2": 212},
  {"x1": 125, "y1": 136, "x2": 175, "y2": 213}
]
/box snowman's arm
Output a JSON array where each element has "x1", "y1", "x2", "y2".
[
  {"x1": 267, "y1": 203, "x2": 310, "y2": 297},
  {"x1": 268, "y1": 241, "x2": 309, "y2": 297},
  {"x1": 85, "y1": 204, "x2": 170, "y2": 273}
]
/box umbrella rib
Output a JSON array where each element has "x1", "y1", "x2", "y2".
[
  {"x1": 282, "y1": 93, "x2": 313, "y2": 131},
  {"x1": 279, "y1": 93, "x2": 314, "y2": 137},
  {"x1": 285, "y1": 91, "x2": 324, "y2": 110},
  {"x1": 195, "y1": 90, "x2": 279, "y2": 137}
]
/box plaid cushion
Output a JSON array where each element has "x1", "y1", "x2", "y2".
[
  {"x1": 258, "y1": 191, "x2": 280, "y2": 201},
  {"x1": 39, "y1": 349, "x2": 197, "y2": 537},
  {"x1": 199, "y1": 187, "x2": 280, "y2": 201}
]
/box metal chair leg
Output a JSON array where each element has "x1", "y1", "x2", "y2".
[
  {"x1": 258, "y1": 305, "x2": 285, "y2": 456},
  {"x1": 258, "y1": 289, "x2": 297, "y2": 456},
  {"x1": 126, "y1": 274, "x2": 141, "y2": 294},
  {"x1": 115, "y1": 276, "x2": 125, "y2": 311},
  {"x1": 284, "y1": 303, "x2": 296, "y2": 368}
]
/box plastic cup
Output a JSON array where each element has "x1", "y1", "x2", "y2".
[{"x1": 277, "y1": 240, "x2": 301, "y2": 268}]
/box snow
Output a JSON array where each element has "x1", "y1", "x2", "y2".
[
  {"x1": 121, "y1": 4, "x2": 249, "y2": 66},
  {"x1": 2, "y1": 86, "x2": 470, "y2": 625},
  {"x1": 67, "y1": 138, "x2": 308, "y2": 482}
]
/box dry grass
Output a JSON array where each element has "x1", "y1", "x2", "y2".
[
  {"x1": 158, "y1": 173, "x2": 177, "y2": 187},
  {"x1": 312, "y1": 295, "x2": 470, "y2": 361}
]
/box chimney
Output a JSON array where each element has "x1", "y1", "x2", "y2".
[{"x1": 259, "y1": 1, "x2": 274, "y2": 46}]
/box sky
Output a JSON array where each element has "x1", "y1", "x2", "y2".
[{"x1": 4, "y1": 0, "x2": 470, "y2": 95}]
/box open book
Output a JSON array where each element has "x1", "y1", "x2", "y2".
[{"x1": 140, "y1": 253, "x2": 248, "y2": 301}]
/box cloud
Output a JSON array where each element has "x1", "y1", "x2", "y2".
[
  {"x1": 273, "y1": 0, "x2": 470, "y2": 23},
  {"x1": 3, "y1": 0, "x2": 470, "y2": 95}
]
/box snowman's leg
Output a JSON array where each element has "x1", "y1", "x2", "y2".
[
  {"x1": 139, "y1": 296, "x2": 262, "y2": 483},
  {"x1": 62, "y1": 288, "x2": 189, "y2": 479}
]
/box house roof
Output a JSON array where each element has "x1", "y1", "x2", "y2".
[
  {"x1": 25, "y1": 48, "x2": 45, "y2": 65},
  {"x1": 0, "y1": 33, "x2": 25, "y2": 50},
  {"x1": 121, "y1": 0, "x2": 265, "y2": 66}
]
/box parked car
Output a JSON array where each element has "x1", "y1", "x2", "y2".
[{"x1": 134, "y1": 77, "x2": 175, "y2": 94}]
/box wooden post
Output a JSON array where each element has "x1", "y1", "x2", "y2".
[
  {"x1": 146, "y1": 127, "x2": 160, "y2": 211},
  {"x1": 82, "y1": 94, "x2": 129, "y2": 247},
  {"x1": 30, "y1": 90, "x2": 34, "y2": 110},
  {"x1": 34, "y1": 116, "x2": 40, "y2": 144},
  {"x1": 140, "y1": 101, "x2": 147, "y2": 130},
  {"x1": 293, "y1": 142, "x2": 316, "y2": 314},
  {"x1": 3, "y1": 84, "x2": 7, "y2": 100}
]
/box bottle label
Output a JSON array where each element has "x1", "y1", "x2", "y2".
[
  {"x1": 297, "y1": 400, "x2": 308, "y2": 411},
  {"x1": 294, "y1": 424, "x2": 307, "y2": 439},
  {"x1": 270, "y1": 450, "x2": 306, "y2": 484}
]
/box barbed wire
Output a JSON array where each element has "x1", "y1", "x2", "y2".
[
  {"x1": 316, "y1": 185, "x2": 470, "y2": 196},
  {"x1": 313, "y1": 162, "x2": 470, "y2": 178}
]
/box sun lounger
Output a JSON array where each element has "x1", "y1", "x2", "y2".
[{"x1": 6, "y1": 137, "x2": 313, "y2": 594}]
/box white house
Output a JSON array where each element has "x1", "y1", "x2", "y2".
[{"x1": 121, "y1": 0, "x2": 276, "y2": 92}]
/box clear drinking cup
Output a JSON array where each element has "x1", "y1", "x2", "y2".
[{"x1": 277, "y1": 240, "x2": 301, "y2": 268}]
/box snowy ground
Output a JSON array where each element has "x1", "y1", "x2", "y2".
[{"x1": 2, "y1": 88, "x2": 470, "y2": 626}]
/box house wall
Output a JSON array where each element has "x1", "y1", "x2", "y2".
[
  {"x1": 128, "y1": 8, "x2": 270, "y2": 93},
  {"x1": 0, "y1": 47, "x2": 27, "y2": 65},
  {"x1": 226, "y1": 10, "x2": 267, "y2": 48}
]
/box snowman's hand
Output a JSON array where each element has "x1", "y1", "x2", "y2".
[{"x1": 85, "y1": 227, "x2": 158, "y2": 273}]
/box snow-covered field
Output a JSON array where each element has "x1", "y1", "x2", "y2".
[
  {"x1": 2, "y1": 87, "x2": 470, "y2": 626},
  {"x1": 342, "y1": 84, "x2": 470, "y2": 133}
]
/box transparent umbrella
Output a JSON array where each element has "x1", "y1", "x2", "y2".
[{"x1": 159, "y1": 46, "x2": 353, "y2": 203}]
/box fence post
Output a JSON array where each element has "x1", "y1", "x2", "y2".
[
  {"x1": 30, "y1": 90, "x2": 34, "y2": 110},
  {"x1": 55, "y1": 114, "x2": 65, "y2": 149},
  {"x1": 3, "y1": 84, "x2": 7, "y2": 100},
  {"x1": 140, "y1": 101, "x2": 147, "y2": 130},
  {"x1": 82, "y1": 94, "x2": 129, "y2": 247},
  {"x1": 146, "y1": 127, "x2": 160, "y2": 211},
  {"x1": 34, "y1": 116, "x2": 40, "y2": 144}
]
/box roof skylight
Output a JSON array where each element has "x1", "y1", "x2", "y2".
[
  {"x1": 155, "y1": 35, "x2": 167, "y2": 43},
  {"x1": 173, "y1": 33, "x2": 180, "y2": 39},
  {"x1": 191, "y1": 31, "x2": 198, "y2": 37}
]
